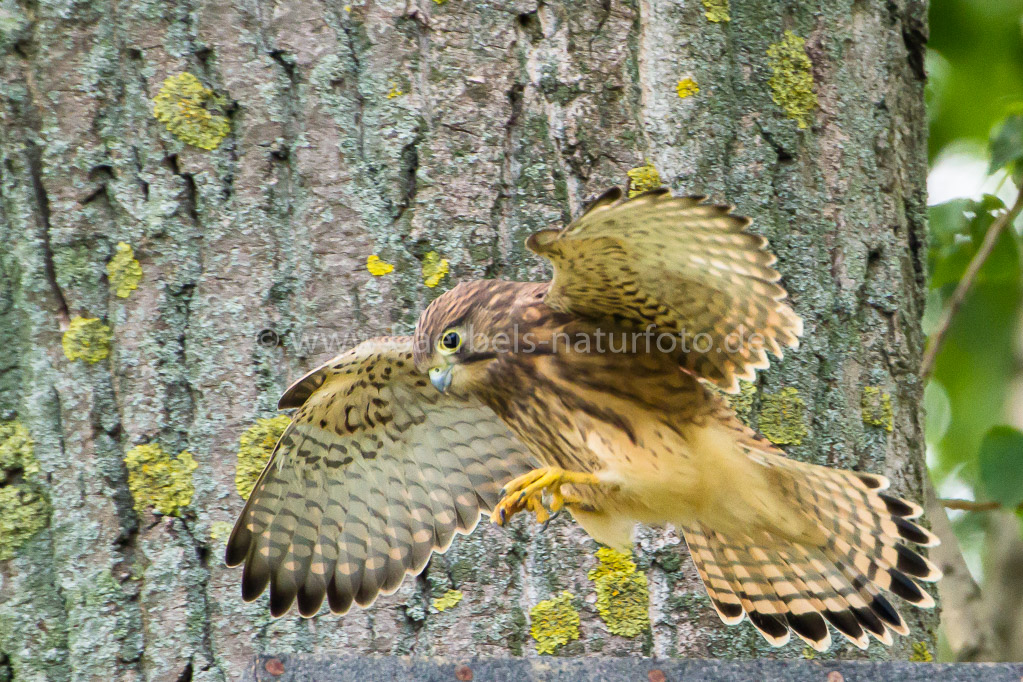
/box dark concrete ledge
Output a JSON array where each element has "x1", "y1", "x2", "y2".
[{"x1": 250, "y1": 656, "x2": 1023, "y2": 682}]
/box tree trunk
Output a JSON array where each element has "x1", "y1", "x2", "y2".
[{"x1": 0, "y1": 0, "x2": 935, "y2": 679}]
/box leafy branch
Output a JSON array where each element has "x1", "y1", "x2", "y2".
[{"x1": 921, "y1": 184, "x2": 1023, "y2": 380}]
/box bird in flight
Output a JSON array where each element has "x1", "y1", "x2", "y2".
[{"x1": 226, "y1": 187, "x2": 940, "y2": 651}]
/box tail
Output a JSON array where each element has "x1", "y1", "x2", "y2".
[{"x1": 680, "y1": 459, "x2": 941, "y2": 651}]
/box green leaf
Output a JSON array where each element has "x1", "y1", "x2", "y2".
[
  {"x1": 989, "y1": 112, "x2": 1023, "y2": 177},
  {"x1": 924, "y1": 380, "x2": 952, "y2": 444},
  {"x1": 927, "y1": 196, "x2": 1019, "y2": 291},
  {"x1": 977, "y1": 425, "x2": 1023, "y2": 508},
  {"x1": 930, "y1": 281, "x2": 1022, "y2": 480}
]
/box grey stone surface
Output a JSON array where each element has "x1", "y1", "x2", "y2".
[{"x1": 250, "y1": 656, "x2": 1023, "y2": 682}]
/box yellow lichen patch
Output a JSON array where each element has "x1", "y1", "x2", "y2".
[
  {"x1": 766, "y1": 31, "x2": 818, "y2": 129},
  {"x1": 0, "y1": 419, "x2": 49, "y2": 561},
  {"x1": 386, "y1": 81, "x2": 404, "y2": 99},
  {"x1": 676, "y1": 78, "x2": 699, "y2": 99},
  {"x1": 153, "y1": 72, "x2": 230, "y2": 150},
  {"x1": 587, "y1": 547, "x2": 637, "y2": 581},
  {"x1": 366, "y1": 254, "x2": 395, "y2": 276},
  {"x1": 701, "y1": 0, "x2": 730, "y2": 22},
  {"x1": 124, "y1": 443, "x2": 197, "y2": 517},
  {"x1": 759, "y1": 387, "x2": 808, "y2": 445},
  {"x1": 626, "y1": 163, "x2": 662, "y2": 197},
  {"x1": 594, "y1": 571, "x2": 650, "y2": 637},
  {"x1": 861, "y1": 386, "x2": 893, "y2": 432},
  {"x1": 587, "y1": 547, "x2": 650, "y2": 637},
  {"x1": 62, "y1": 317, "x2": 112, "y2": 364},
  {"x1": 910, "y1": 641, "x2": 934, "y2": 662},
  {"x1": 107, "y1": 242, "x2": 143, "y2": 298},
  {"x1": 432, "y1": 589, "x2": 464, "y2": 612},
  {"x1": 235, "y1": 416, "x2": 291, "y2": 499},
  {"x1": 530, "y1": 592, "x2": 580, "y2": 655},
  {"x1": 421, "y1": 251, "x2": 449, "y2": 288},
  {"x1": 210, "y1": 521, "x2": 234, "y2": 543}
]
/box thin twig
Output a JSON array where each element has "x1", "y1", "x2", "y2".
[
  {"x1": 940, "y1": 498, "x2": 1023, "y2": 512},
  {"x1": 940, "y1": 498, "x2": 1002, "y2": 512},
  {"x1": 921, "y1": 186, "x2": 1023, "y2": 380}
]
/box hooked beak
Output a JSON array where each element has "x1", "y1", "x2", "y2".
[{"x1": 429, "y1": 366, "x2": 452, "y2": 393}]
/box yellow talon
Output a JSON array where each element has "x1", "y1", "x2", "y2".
[{"x1": 490, "y1": 467, "x2": 599, "y2": 526}]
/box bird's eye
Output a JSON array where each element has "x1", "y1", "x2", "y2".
[{"x1": 438, "y1": 330, "x2": 462, "y2": 353}]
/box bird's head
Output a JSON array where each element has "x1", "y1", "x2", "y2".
[{"x1": 413, "y1": 280, "x2": 529, "y2": 396}]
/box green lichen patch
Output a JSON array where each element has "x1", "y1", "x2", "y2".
[
  {"x1": 124, "y1": 443, "x2": 197, "y2": 516},
  {"x1": 909, "y1": 641, "x2": 933, "y2": 662},
  {"x1": 431, "y1": 589, "x2": 463, "y2": 612},
  {"x1": 759, "y1": 387, "x2": 808, "y2": 445},
  {"x1": 106, "y1": 242, "x2": 142, "y2": 298},
  {"x1": 861, "y1": 386, "x2": 893, "y2": 432},
  {"x1": 61, "y1": 317, "x2": 112, "y2": 364},
  {"x1": 0, "y1": 485, "x2": 50, "y2": 561},
  {"x1": 209, "y1": 521, "x2": 234, "y2": 543},
  {"x1": 152, "y1": 72, "x2": 230, "y2": 150},
  {"x1": 701, "y1": 0, "x2": 730, "y2": 22},
  {"x1": 725, "y1": 380, "x2": 757, "y2": 425},
  {"x1": 530, "y1": 592, "x2": 580, "y2": 655},
  {"x1": 626, "y1": 163, "x2": 662, "y2": 197},
  {"x1": 676, "y1": 78, "x2": 699, "y2": 99},
  {"x1": 0, "y1": 419, "x2": 48, "y2": 561},
  {"x1": 0, "y1": 419, "x2": 37, "y2": 482},
  {"x1": 766, "y1": 31, "x2": 818, "y2": 130},
  {"x1": 235, "y1": 416, "x2": 291, "y2": 499},
  {"x1": 587, "y1": 547, "x2": 650, "y2": 638},
  {"x1": 421, "y1": 251, "x2": 450, "y2": 288}
]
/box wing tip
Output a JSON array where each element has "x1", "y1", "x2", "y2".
[
  {"x1": 747, "y1": 611, "x2": 792, "y2": 647},
  {"x1": 879, "y1": 493, "x2": 923, "y2": 519},
  {"x1": 224, "y1": 525, "x2": 250, "y2": 567},
  {"x1": 710, "y1": 598, "x2": 746, "y2": 625}
]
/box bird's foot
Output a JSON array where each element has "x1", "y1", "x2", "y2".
[
  {"x1": 490, "y1": 467, "x2": 596, "y2": 526},
  {"x1": 541, "y1": 510, "x2": 563, "y2": 532}
]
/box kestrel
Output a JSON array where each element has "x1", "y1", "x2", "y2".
[{"x1": 226, "y1": 187, "x2": 940, "y2": 651}]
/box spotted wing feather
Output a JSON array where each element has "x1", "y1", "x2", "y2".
[
  {"x1": 527, "y1": 187, "x2": 803, "y2": 392},
  {"x1": 225, "y1": 336, "x2": 536, "y2": 617}
]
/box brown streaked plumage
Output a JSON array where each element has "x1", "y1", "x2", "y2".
[{"x1": 226, "y1": 187, "x2": 939, "y2": 651}]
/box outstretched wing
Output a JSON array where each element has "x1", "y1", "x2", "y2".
[
  {"x1": 527, "y1": 187, "x2": 803, "y2": 392},
  {"x1": 225, "y1": 336, "x2": 536, "y2": 617}
]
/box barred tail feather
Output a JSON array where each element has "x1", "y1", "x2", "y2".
[{"x1": 681, "y1": 458, "x2": 939, "y2": 650}]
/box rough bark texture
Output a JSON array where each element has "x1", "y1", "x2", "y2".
[{"x1": 0, "y1": 0, "x2": 935, "y2": 679}]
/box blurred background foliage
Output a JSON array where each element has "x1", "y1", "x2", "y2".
[{"x1": 926, "y1": 0, "x2": 1023, "y2": 661}]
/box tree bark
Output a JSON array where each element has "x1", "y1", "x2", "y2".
[{"x1": 0, "y1": 0, "x2": 935, "y2": 679}]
